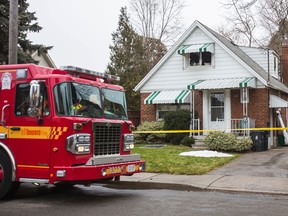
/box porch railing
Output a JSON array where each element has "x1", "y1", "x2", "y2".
[
  {"x1": 190, "y1": 118, "x2": 255, "y2": 137},
  {"x1": 231, "y1": 118, "x2": 255, "y2": 136},
  {"x1": 190, "y1": 118, "x2": 201, "y2": 137}
]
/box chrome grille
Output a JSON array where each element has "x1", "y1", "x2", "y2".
[{"x1": 93, "y1": 122, "x2": 121, "y2": 156}]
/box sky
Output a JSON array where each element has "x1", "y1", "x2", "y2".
[{"x1": 27, "y1": 0, "x2": 225, "y2": 72}]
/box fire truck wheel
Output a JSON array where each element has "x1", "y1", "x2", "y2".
[{"x1": 0, "y1": 150, "x2": 20, "y2": 200}]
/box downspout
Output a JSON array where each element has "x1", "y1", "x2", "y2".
[
  {"x1": 267, "y1": 49, "x2": 270, "y2": 83},
  {"x1": 267, "y1": 49, "x2": 273, "y2": 146},
  {"x1": 276, "y1": 109, "x2": 288, "y2": 145}
]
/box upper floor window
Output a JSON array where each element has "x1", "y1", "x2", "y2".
[
  {"x1": 189, "y1": 51, "x2": 211, "y2": 66},
  {"x1": 177, "y1": 43, "x2": 214, "y2": 68}
]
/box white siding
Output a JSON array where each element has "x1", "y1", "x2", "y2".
[
  {"x1": 31, "y1": 51, "x2": 57, "y2": 68},
  {"x1": 140, "y1": 27, "x2": 254, "y2": 92},
  {"x1": 239, "y1": 46, "x2": 279, "y2": 79}
]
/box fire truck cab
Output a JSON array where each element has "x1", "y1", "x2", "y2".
[{"x1": 0, "y1": 64, "x2": 145, "y2": 199}]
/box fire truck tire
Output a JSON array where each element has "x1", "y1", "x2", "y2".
[{"x1": 0, "y1": 150, "x2": 20, "y2": 200}]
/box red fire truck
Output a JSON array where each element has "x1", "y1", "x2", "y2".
[{"x1": 0, "y1": 64, "x2": 145, "y2": 199}]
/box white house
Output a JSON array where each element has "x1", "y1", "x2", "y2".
[
  {"x1": 31, "y1": 50, "x2": 56, "y2": 68},
  {"x1": 134, "y1": 20, "x2": 288, "y2": 147}
]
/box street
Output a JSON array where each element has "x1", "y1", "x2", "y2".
[{"x1": 1, "y1": 183, "x2": 288, "y2": 216}]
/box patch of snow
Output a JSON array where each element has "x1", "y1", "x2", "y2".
[{"x1": 180, "y1": 150, "x2": 233, "y2": 157}]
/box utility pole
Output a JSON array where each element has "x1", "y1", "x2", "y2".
[{"x1": 9, "y1": 0, "x2": 18, "y2": 64}]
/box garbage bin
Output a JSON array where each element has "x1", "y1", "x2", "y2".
[
  {"x1": 251, "y1": 131, "x2": 268, "y2": 151},
  {"x1": 277, "y1": 135, "x2": 285, "y2": 147}
]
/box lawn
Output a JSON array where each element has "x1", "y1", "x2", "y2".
[{"x1": 132, "y1": 144, "x2": 240, "y2": 175}]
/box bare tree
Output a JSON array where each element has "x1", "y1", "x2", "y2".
[
  {"x1": 258, "y1": 0, "x2": 288, "y2": 54},
  {"x1": 219, "y1": 0, "x2": 259, "y2": 47},
  {"x1": 220, "y1": 0, "x2": 288, "y2": 53},
  {"x1": 129, "y1": 0, "x2": 185, "y2": 44}
]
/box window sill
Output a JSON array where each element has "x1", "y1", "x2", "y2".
[{"x1": 186, "y1": 64, "x2": 214, "y2": 69}]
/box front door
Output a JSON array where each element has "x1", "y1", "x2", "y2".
[
  {"x1": 5, "y1": 81, "x2": 52, "y2": 179},
  {"x1": 209, "y1": 92, "x2": 225, "y2": 130}
]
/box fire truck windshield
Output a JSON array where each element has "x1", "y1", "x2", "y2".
[
  {"x1": 102, "y1": 88, "x2": 128, "y2": 120},
  {"x1": 54, "y1": 82, "x2": 128, "y2": 120}
]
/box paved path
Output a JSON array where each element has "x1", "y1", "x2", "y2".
[
  {"x1": 117, "y1": 147, "x2": 288, "y2": 195},
  {"x1": 209, "y1": 147, "x2": 288, "y2": 178}
]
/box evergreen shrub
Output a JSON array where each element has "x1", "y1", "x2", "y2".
[
  {"x1": 204, "y1": 131, "x2": 252, "y2": 152},
  {"x1": 180, "y1": 136, "x2": 195, "y2": 146},
  {"x1": 163, "y1": 110, "x2": 191, "y2": 145},
  {"x1": 134, "y1": 121, "x2": 166, "y2": 144}
]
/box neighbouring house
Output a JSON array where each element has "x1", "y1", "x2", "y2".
[
  {"x1": 134, "y1": 20, "x2": 288, "y2": 147},
  {"x1": 31, "y1": 50, "x2": 56, "y2": 68}
]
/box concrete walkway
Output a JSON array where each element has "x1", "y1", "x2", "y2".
[{"x1": 118, "y1": 147, "x2": 288, "y2": 195}]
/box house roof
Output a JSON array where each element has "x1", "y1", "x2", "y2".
[{"x1": 134, "y1": 20, "x2": 288, "y2": 94}]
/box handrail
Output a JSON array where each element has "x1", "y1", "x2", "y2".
[{"x1": 0, "y1": 104, "x2": 10, "y2": 127}]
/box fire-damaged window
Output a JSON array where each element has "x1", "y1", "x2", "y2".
[
  {"x1": 178, "y1": 43, "x2": 214, "y2": 68},
  {"x1": 188, "y1": 51, "x2": 212, "y2": 66}
]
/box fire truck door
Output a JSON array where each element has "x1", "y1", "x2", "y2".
[{"x1": 6, "y1": 83, "x2": 52, "y2": 179}]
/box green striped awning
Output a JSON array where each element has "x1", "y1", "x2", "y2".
[
  {"x1": 187, "y1": 77, "x2": 256, "y2": 90},
  {"x1": 177, "y1": 43, "x2": 214, "y2": 55},
  {"x1": 144, "y1": 90, "x2": 191, "y2": 104},
  {"x1": 239, "y1": 77, "x2": 255, "y2": 88}
]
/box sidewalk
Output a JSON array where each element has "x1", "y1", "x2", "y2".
[
  {"x1": 116, "y1": 148, "x2": 288, "y2": 195},
  {"x1": 119, "y1": 173, "x2": 288, "y2": 195}
]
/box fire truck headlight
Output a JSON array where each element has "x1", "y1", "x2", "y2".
[
  {"x1": 66, "y1": 133, "x2": 91, "y2": 154},
  {"x1": 123, "y1": 134, "x2": 134, "y2": 151},
  {"x1": 101, "y1": 168, "x2": 107, "y2": 176}
]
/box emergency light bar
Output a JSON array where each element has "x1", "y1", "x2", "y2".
[{"x1": 60, "y1": 66, "x2": 120, "y2": 82}]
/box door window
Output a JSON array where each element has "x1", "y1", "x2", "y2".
[
  {"x1": 15, "y1": 83, "x2": 50, "y2": 116},
  {"x1": 15, "y1": 83, "x2": 30, "y2": 116},
  {"x1": 210, "y1": 92, "x2": 224, "y2": 121}
]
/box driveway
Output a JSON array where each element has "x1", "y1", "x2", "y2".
[{"x1": 208, "y1": 147, "x2": 288, "y2": 178}]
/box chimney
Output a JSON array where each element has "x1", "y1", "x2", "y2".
[{"x1": 282, "y1": 39, "x2": 288, "y2": 85}]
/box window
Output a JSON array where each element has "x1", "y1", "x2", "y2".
[
  {"x1": 102, "y1": 88, "x2": 128, "y2": 120},
  {"x1": 156, "y1": 104, "x2": 190, "y2": 120},
  {"x1": 202, "y1": 52, "x2": 212, "y2": 65},
  {"x1": 190, "y1": 52, "x2": 200, "y2": 66},
  {"x1": 53, "y1": 82, "x2": 128, "y2": 120},
  {"x1": 178, "y1": 43, "x2": 214, "y2": 68},
  {"x1": 188, "y1": 51, "x2": 212, "y2": 66},
  {"x1": 15, "y1": 83, "x2": 30, "y2": 116},
  {"x1": 54, "y1": 82, "x2": 103, "y2": 118},
  {"x1": 15, "y1": 83, "x2": 50, "y2": 116},
  {"x1": 274, "y1": 56, "x2": 277, "y2": 73},
  {"x1": 39, "y1": 89, "x2": 50, "y2": 116},
  {"x1": 210, "y1": 92, "x2": 224, "y2": 121}
]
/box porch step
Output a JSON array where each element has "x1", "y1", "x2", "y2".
[{"x1": 192, "y1": 136, "x2": 208, "y2": 150}]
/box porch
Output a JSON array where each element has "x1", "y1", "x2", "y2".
[{"x1": 191, "y1": 118, "x2": 256, "y2": 149}]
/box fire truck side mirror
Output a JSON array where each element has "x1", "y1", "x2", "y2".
[{"x1": 27, "y1": 80, "x2": 40, "y2": 117}]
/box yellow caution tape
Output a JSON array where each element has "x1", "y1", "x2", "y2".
[{"x1": 133, "y1": 127, "x2": 288, "y2": 134}]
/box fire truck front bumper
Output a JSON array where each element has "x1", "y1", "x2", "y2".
[{"x1": 50, "y1": 155, "x2": 145, "y2": 184}]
